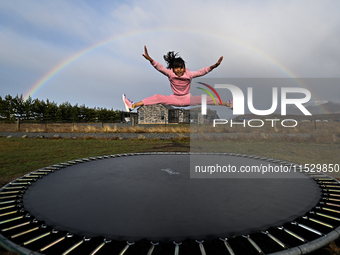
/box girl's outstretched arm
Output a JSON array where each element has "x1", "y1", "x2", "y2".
[
  {"x1": 190, "y1": 56, "x2": 223, "y2": 78},
  {"x1": 142, "y1": 46, "x2": 154, "y2": 63},
  {"x1": 210, "y1": 56, "x2": 223, "y2": 71},
  {"x1": 142, "y1": 46, "x2": 172, "y2": 77}
]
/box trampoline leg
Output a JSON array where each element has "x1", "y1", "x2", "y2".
[
  {"x1": 0, "y1": 210, "x2": 19, "y2": 217},
  {"x1": 147, "y1": 242, "x2": 159, "y2": 255},
  {"x1": 90, "y1": 242, "x2": 105, "y2": 255},
  {"x1": 62, "y1": 240, "x2": 83, "y2": 255},
  {"x1": 40, "y1": 236, "x2": 66, "y2": 252},
  {"x1": 11, "y1": 226, "x2": 40, "y2": 238},
  {"x1": 173, "y1": 241, "x2": 182, "y2": 255},
  {"x1": 196, "y1": 240, "x2": 206, "y2": 255},
  {"x1": 291, "y1": 221, "x2": 324, "y2": 236},
  {"x1": 0, "y1": 200, "x2": 18, "y2": 205},
  {"x1": 314, "y1": 211, "x2": 340, "y2": 222},
  {"x1": 90, "y1": 239, "x2": 112, "y2": 255},
  {"x1": 242, "y1": 235, "x2": 264, "y2": 255},
  {"x1": 119, "y1": 241, "x2": 135, "y2": 255},
  {"x1": 277, "y1": 226, "x2": 307, "y2": 243},
  {"x1": 1, "y1": 221, "x2": 31, "y2": 232},
  {"x1": 303, "y1": 216, "x2": 334, "y2": 229},
  {"x1": 261, "y1": 231, "x2": 287, "y2": 249},
  {"x1": 219, "y1": 238, "x2": 235, "y2": 255},
  {"x1": 62, "y1": 237, "x2": 90, "y2": 255},
  {"x1": 23, "y1": 231, "x2": 51, "y2": 246},
  {"x1": 0, "y1": 216, "x2": 24, "y2": 225}
]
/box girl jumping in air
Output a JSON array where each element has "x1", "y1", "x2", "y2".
[{"x1": 122, "y1": 46, "x2": 232, "y2": 112}]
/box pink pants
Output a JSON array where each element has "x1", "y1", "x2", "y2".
[{"x1": 142, "y1": 93, "x2": 218, "y2": 107}]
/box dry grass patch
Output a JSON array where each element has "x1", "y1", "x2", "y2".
[{"x1": 0, "y1": 123, "x2": 191, "y2": 133}]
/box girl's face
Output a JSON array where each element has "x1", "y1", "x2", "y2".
[{"x1": 173, "y1": 66, "x2": 185, "y2": 77}]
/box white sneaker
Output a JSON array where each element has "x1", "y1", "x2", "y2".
[
  {"x1": 122, "y1": 94, "x2": 134, "y2": 112},
  {"x1": 227, "y1": 99, "x2": 233, "y2": 110}
]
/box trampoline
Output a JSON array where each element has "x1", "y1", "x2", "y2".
[{"x1": 0, "y1": 152, "x2": 340, "y2": 255}]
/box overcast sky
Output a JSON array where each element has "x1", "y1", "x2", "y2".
[{"x1": 0, "y1": 0, "x2": 339, "y2": 111}]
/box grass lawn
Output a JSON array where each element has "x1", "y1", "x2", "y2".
[
  {"x1": 0, "y1": 137, "x2": 191, "y2": 184},
  {"x1": 1, "y1": 137, "x2": 339, "y2": 181}
]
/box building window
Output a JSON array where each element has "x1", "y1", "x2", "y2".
[
  {"x1": 140, "y1": 111, "x2": 144, "y2": 120},
  {"x1": 161, "y1": 111, "x2": 164, "y2": 120}
]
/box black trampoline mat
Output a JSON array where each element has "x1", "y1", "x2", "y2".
[{"x1": 23, "y1": 154, "x2": 321, "y2": 242}]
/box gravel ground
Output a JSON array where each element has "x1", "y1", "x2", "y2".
[
  {"x1": 0, "y1": 132, "x2": 319, "y2": 140},
  {"x1": 0, "y1": 131, "x2": 189, "y2": 140}
]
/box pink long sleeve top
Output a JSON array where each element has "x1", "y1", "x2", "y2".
[{"x1": 152, "y1": 61, "x2": 211, "y2": 96}]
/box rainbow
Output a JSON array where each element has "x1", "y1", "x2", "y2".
[
  {"x1": 23, "y1": 29, "x2": 147, "y2": 101},
  {"x1": 23, "y1": 28, "x2": 325, "y2": 112}
]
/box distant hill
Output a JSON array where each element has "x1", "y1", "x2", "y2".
[
  {"x1": 234, "y1": 113, "x2": 340, "y2": 122},
  {"x1": 276, "y1": 100, "x2": 340, "y2": 115},
  {"x1": 233, "y1": 100, "x2": 340, "y2": 121}
]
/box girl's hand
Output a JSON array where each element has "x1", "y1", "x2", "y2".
[
  {"x1": 142, "y1": 46, "x2": 154, "y2": 63},
  {"x1": 210, "y1": 56, "x2": 223, "y2": 70}
]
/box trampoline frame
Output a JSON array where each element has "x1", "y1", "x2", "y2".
[{"x1": 0, "y1": 152, "x2": 340, "y2": 255}]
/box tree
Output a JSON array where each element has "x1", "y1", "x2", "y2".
[
  {"x1": 32, "y1": 98, "x2": 46, "y2": 121},
  {"x1": 0, "y1": 94, "x2": 121, "y2": 123},
  {"x1": 45, "y1": 99, "x2": 58, "y2": 122},
  {"x1": 2, "y1": 95, "x2": 15, "y2": 121},
  {"x1": 22, "y1": 96, "x2": 33, "y2": 120}
]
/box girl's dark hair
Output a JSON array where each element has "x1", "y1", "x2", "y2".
[{"x1": 163, "y1": 51, "x2": 186, "y2": 70}]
